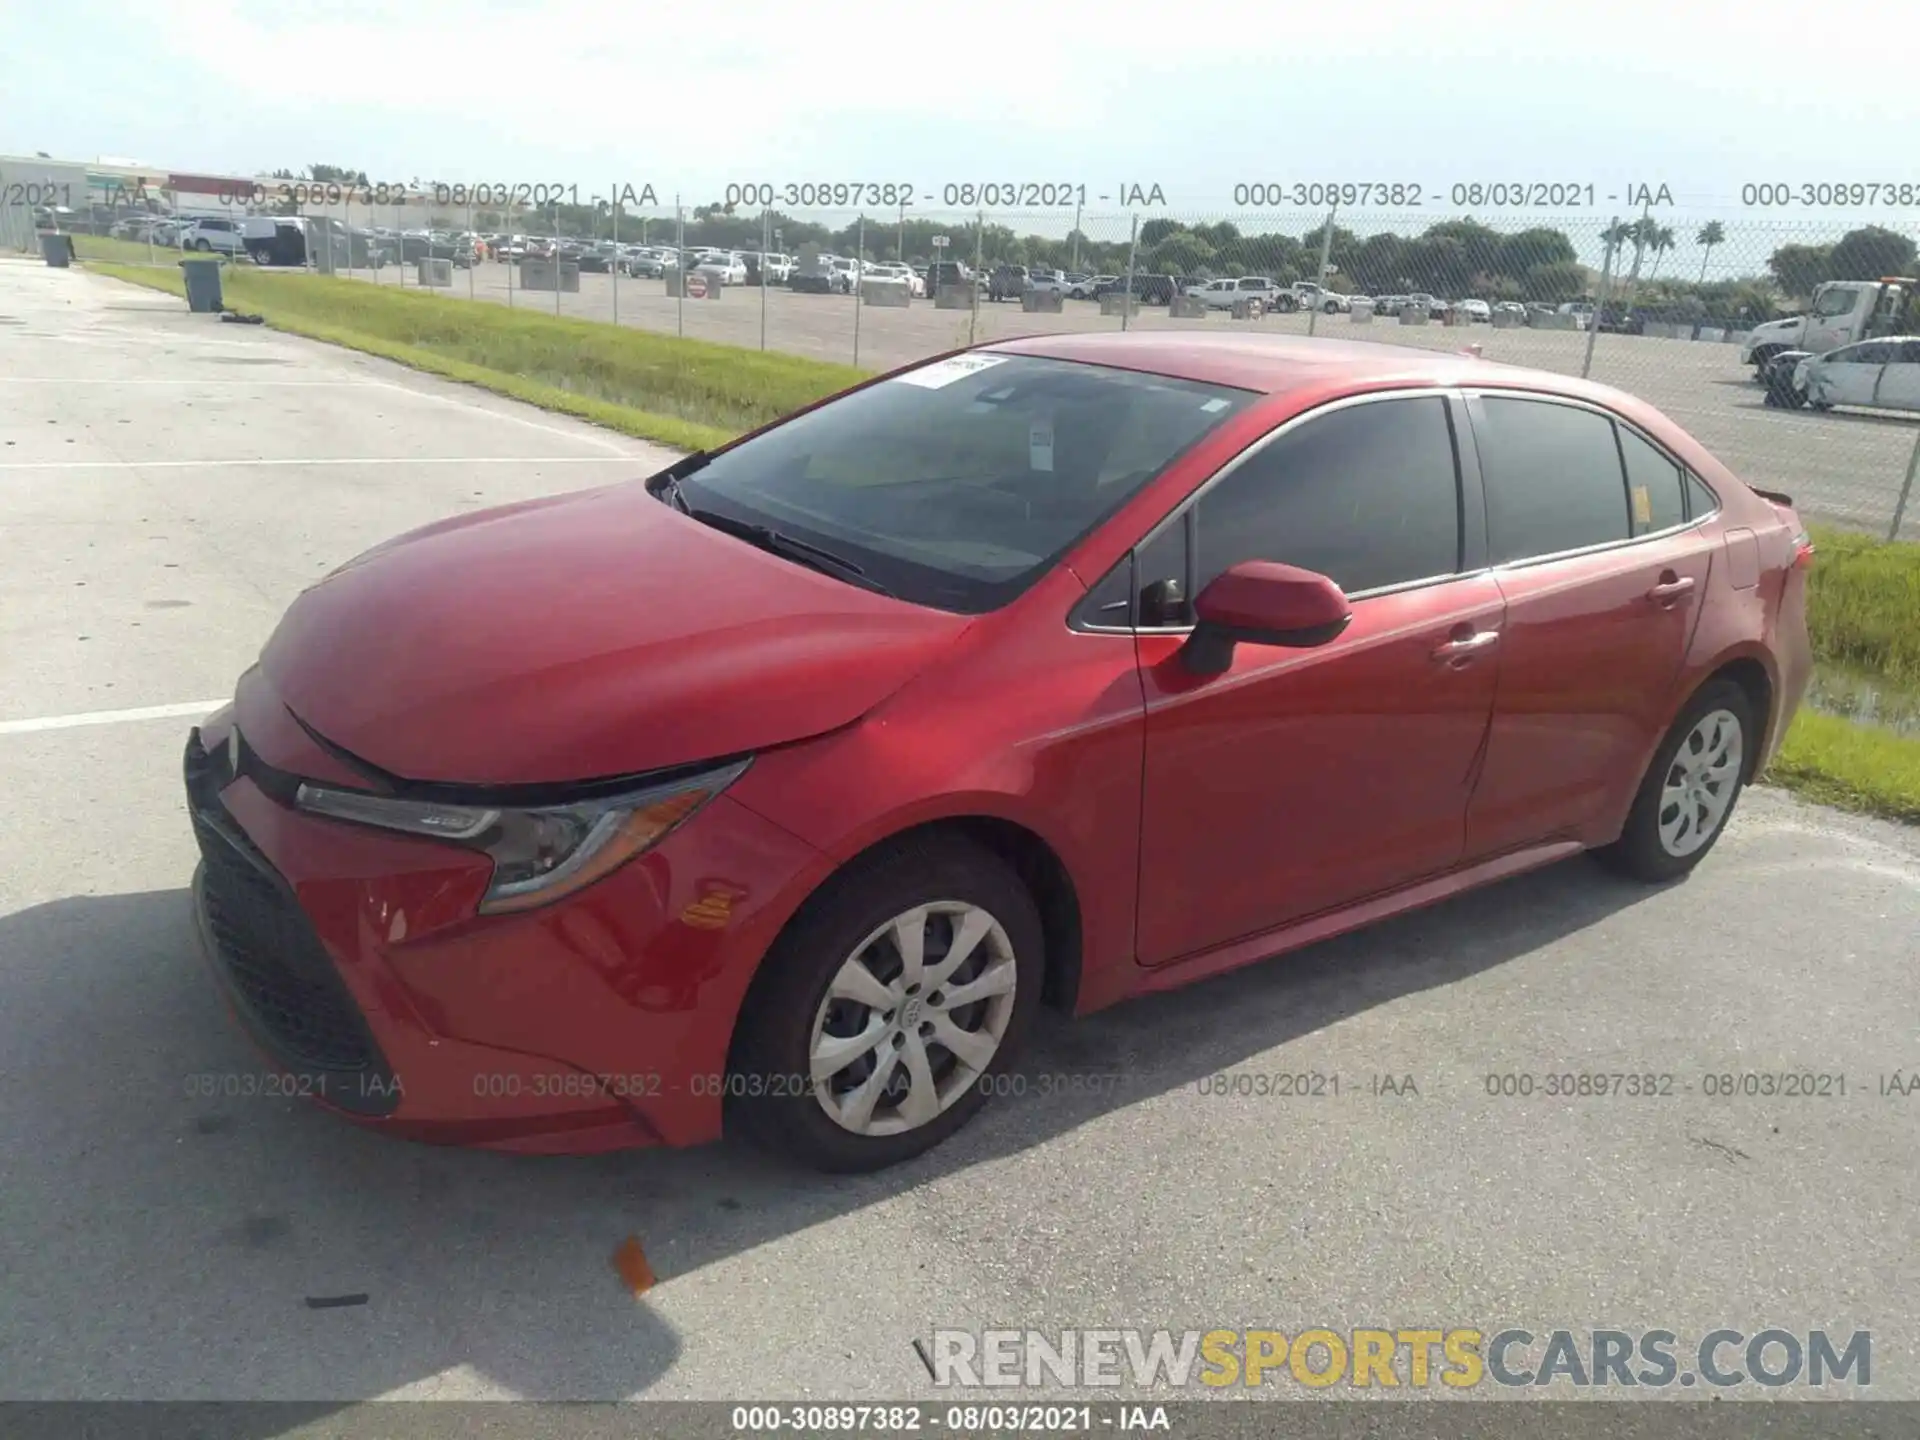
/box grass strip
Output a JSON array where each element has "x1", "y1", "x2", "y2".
[
  {"x1": 84, "y1": 255, "x2": 866, "y2": 452},
  {"x1": 1767, "y1": 710, "x2": 1920, "y2": 825},
  {"x1": 1804, "y1": 524, "x2": 1920, "y2": 690}
]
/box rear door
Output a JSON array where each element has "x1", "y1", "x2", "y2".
[
  {"x1": 1878, "y1": 340, "x2": 1920, "y2": 411},
  {"x1": 1462, "y1": 393, "x2": 1716, "y2": 859},
  {"x1": 1816, "y1": 340, "x2": 1892, "y2": 406}
]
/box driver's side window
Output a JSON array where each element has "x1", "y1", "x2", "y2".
[
  {"x1": 1191, "y1": 396, "x2": 1463, "y2": 597},
  {"x1": 1129, "y1": 396, "x2": 1464, "y2": 628}
]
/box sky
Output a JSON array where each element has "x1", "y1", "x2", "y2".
[{"x1": 6, "y1": 0, "x2": 1919, "y2": 274}]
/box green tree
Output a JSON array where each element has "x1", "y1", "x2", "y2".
[
  {"x1": 1138, "y1": 218, "x2": 1188, "y2": 249},
  {"x1": 1767, "y1": 242, "x2": 1835, "y2": 300},
  {"x1": 1695, "y1": 220, "x2": 1724, "y2": 283},
  {"x1": 1493, "y1": 227, "x2": 1576, "y2": 280},
  {"x1": 1522, "y1": 259, "x2": 1587, "y2": 303},
  {"x1": 1153, "y1": 232, "x2": 1217, "y2": 275},
  {"x1": 1827, "y1": 225, "x2": 1917, "y2": 281},
  {"x1": 1642, "y1": 225, "x2": 1677, "y2": 281}
]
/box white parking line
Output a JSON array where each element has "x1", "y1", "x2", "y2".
[
  {"x1": 0, "y1": 456, "x2": 646, "y2": 471},
  {"x1": 0, "y1": 700, "x2": 228, "y2": 736},
  {"x1": 353, "y1": 377, "x2": 647, "y2": 455}
]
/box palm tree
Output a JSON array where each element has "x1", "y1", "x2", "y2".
[
  {"x1": 1643, "y1": 225, "x2": 1677, "y2": 281},
  {"x1": 1696, "y1": 220, "x2": 1725, "y2": 283},
  {"x1": 1598, "y1": 219, "x2": 1636, "y2": 291}
]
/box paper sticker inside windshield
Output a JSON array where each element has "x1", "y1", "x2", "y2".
[
  {"x1": 893, "y1": 354, "x2": 1010, "y2": 389},
  {"x1": 1029, "y1": 418, "x2": 1055, "y2": 473}
]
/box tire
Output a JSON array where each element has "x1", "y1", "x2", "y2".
[
  {"x1": 192, "y1": 238, "x2": 212, "y2": 252},
  {"x1": 1593, "y1": 678, "x2": 1754, "y2": 883},
  {"x1": 728, "y1": 835, "x2": 1045, "y2": 1173}
]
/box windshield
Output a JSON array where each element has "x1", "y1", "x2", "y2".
[{"x1": 676, "y1": 354, "x2": 1254, "y2": 613}]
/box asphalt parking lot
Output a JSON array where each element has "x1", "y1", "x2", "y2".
[
  {"x1": 4, "y1": 257, "x2": 1920, "y2": 1410},
  {"x1": 324, "y1": 259, "x2": 1920, "y2": 536}
]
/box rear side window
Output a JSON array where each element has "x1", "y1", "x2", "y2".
[
  {"x1": 1616, "y1": 426, "x2": 1686, "y2": 535},
  {"x1": 1476, "y1": 397, "x2": 1629, "y2": 563},
  {"x1": 1192, "y1": 396, "x2": 1462, "y2": 597}
]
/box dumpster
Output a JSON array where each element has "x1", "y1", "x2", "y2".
[
  {"x1": 39, "y1": 233, "x2": 74, "y2": 268},
  {"x1": 180, "y1": 257, "x2": 224, "y2": 313}
]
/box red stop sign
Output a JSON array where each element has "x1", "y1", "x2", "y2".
[{"x1": 687, "y1": 273, "x2": 709, "y2": 299}]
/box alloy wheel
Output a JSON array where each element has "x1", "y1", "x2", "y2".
[
  {"x1": 808, "y1": 901, "x2": 1018, "y2": 1137},
  {"x1": 1658, "y1": 708, "x2": 1744, "y2": 857}
]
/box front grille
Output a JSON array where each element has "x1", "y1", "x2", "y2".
[{"x1": 184, "y1": 732, "x2": 398, "y2": 1113}]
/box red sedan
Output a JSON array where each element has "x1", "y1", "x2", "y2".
[{"x1": 184, "y1": 332, "x2": 1814, "y2": 1171}]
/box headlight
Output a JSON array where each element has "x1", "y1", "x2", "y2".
[{"x1": 294, "y1": 758, "x2": 751, "y2": 915}]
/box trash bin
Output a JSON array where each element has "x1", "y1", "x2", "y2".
[
  {"x1": 39, "y1": 233, "x2": 73, "y2": 268},
  {"x1": 180, "y1": 257, "x2": 224, "y2": 313}
]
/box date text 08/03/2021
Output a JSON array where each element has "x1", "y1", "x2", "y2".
[{"x1": 729, "y1": 1404, "x2": 1171, "y2": 1434}]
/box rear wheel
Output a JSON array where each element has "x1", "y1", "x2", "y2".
[
  {"x1": 1594, "y1": 679, "x2": 1753, "y2": 883},
  {"x1": 728, "y1": 836, "x2": 1044, "y2": 1173}
]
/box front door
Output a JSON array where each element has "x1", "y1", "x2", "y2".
[{"x1": 1133, "y1": 393, "x2": 1503, "y2": 967}]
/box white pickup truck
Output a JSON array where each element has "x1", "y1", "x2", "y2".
[
  {"x1": 1186, "y1": 276, "x2": 1294, "y2": 311},
  {"x1": 1740, "y1": 276, "x2": 1918, "y2": 376}
]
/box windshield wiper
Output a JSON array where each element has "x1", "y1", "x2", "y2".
[{"x1": 686, "y1": 507, "x2": 894, "y2": 596}]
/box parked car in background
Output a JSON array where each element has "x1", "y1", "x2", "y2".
[
  {"x1": 180, "y1": 332, "x2": 1812, "y2": 1174},
  {"x1": 925, "y1": 260, "x2": 973, "y2": 293},
  {"x1": 1457, "y1": 299, "x2": 1492, "y2": 322},
  {"x1": 790, "y1": 252, "x2": 839, "y2": 294},
  {"x1": 859, "y1": 262, "x2": 916, "y2": 294},
  {"x1": 988, "y1": 264, "x2": 1030, "y2": 302},
  {"x1": 1493, "y1": 301, "x2": 1528, "y2": 320},
  {"x1": 1026, "y1": 268, "x2": 1068, "y2": 296},
  {"x1": 1786, "y1": 337, "x2": 1920, "y2": 413},
  {"x1": 1124, "y1": 273, "x2": 1180, "y2": 305},
  {"x1": 1068, "y1": 274, "x2": 1110, "y2": 300},
  {"x1": 1759, "y1": 350, "x2": 1815, "y2": 407},
  {"x1": 1292, "y1": 282, "x2": 1351, "y2": 313},
  {"x1": 577, "y1": 242, "x2": 618, "y2": 273},
  {"x1": 1189, "y1": 275, "x2": 1289, "y2": 311},
  {"x1": 178, "y1": 216, "x2": 247, "y2": 255}
]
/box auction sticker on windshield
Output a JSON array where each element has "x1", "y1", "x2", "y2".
[{"x1": 894, "y1": 354, "x2": 1010, "y2": 389}]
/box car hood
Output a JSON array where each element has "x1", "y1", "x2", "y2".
[
  {"x1": 259, "y1": 480, "x2": 971, "y2": 787},
  {"x1": 1751, "y1": 316, "x2": 1804, "y2": 337}
]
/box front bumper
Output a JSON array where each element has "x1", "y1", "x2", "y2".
[{"x1": 181, "y1": 717, "x2": 825, "y2": 1154}]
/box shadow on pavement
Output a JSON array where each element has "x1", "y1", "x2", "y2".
[{"x1": 0, "y1": 856, "x2": 1656, "y2": 1416}]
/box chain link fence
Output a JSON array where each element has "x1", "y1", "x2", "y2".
[{"x1": 11, "y1": 156, "x2": 1918, "y2": 540}]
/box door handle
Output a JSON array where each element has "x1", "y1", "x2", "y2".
[
  {"x1": 1431, "y1": 630, "x2": 1499, "y2": 661},
  {"x1": 1648, "y1": 575, "x2": 1696, "y2": 604}
]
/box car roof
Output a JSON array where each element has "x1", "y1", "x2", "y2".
[{"x1": 982, "y1": 330, "x2": 1670, "y2": 416}]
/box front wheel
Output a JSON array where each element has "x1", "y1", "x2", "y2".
[
  {"x1": 728, "y1": 836, "x2": 1045, "y2": 1173},
  {"x1": 1593, "y1": 679, "x2": 1753, "y2": 883}
]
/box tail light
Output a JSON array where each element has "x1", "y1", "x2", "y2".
[{"x1": 1791, "y1": 529, "x2": 1816, "y2": 570}]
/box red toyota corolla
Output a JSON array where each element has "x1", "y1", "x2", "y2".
[{"x1": 184, "y1": 332, "x2": 1813, "y2": 1171}]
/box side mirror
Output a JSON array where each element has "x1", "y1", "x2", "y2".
[{"x1": 1182, "y1": 561, "x2": 1353, "y2": 676}]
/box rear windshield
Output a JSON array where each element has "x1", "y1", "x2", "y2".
[{"x1": 676, "y1": 355, "x2": 1254, "y2": 613}]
